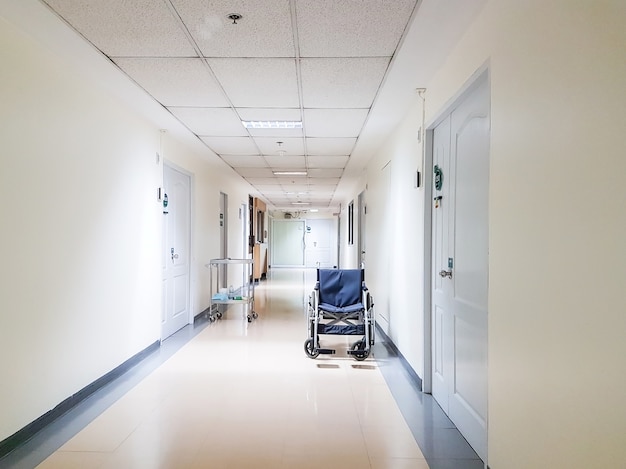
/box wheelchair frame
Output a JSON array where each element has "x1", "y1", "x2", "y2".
[{"x1": 304, "y1": 269, "x2": 375, "y2": 361}]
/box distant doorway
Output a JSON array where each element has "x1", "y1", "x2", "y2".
[{"x1": 271, "y1": 219, "x2": 305, "y2": 267}]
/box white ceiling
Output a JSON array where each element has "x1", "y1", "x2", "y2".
[{"x1": 37, "y1": 0, "x2": 487, "y2": 212}]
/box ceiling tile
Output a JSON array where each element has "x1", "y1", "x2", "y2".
[
  {"x1": 296, "y1": 0, "x2": 417, "y2": 57},
  {"x1": 280, "y1": 183, "x2": 309, "y2": 192},
  {"x1": 170, "y1": 0, "x2": 295, "y2": 57},
  {"x1": 247, "y1": 128, "x2": 303, "y2": 138},
  {"x1": 254, "y1": 137, "x2": 304, "y2": 156},
  {"x1": 301, "y1": 57, "x2": 390, "y2": 108},
  {"x1": 265, "y1": 155, "x2": 306, "y2": 168},
  {"x1": 307, "y1": 168, "x2": 344, "y2": 178},
  {"x1": 304, "y1": 109, "x2": 369, "y2": 138},
  {"x1": 307, "y1": 155, "x2": 349, "y2": 168},
  {"x1": 208, "y1": 58, "x2": 299, "y2": 107},
  {"x1": 307, "y1": 178, "x2": 340, "y2": 186},
  {"x1": 252, "y1": 186, "x2": 286, "y2": 193},
  {"x1": 306, "y1": 138, "x2": 356, "y2": 155},
  {"x1": 169, "y1": 107, "x2": 247, "y2": 136},
  {"x1": 43, "y1": 0, "x2": 196, "y2": 57},
  {"x1": 235, "y1": 168, "x2": 275, "y2": 178},
  {"x1": 237, "y1": 108, "x2": 301, "y2": 121},
  {"x1": 114, "y1": 58, "x2": 229, "y2": 107},
  {"x1": 246, "y1": 178, "x2": 284, "y2": 185},
  {"x1": 309, "y1": 185, "x2": 336, "y2": 196},
  {"x1": 221, "y1": 155, "x2": 268, "y2": 168},
  {"x1": 201, "y1": 136, "x2": 258, "y2": 155},
  {"x1": 278, "y1": 177, "x2": 308, "y2": 186}
]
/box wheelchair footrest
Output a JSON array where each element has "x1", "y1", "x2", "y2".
[
  {"x1": 318, "y1": 324, "x2": 365, "y2": 335},
  {"x1": 317, "y1": 348, "x2": 336, "y2": 354},
  {"x1": 347, "y1": 349, "x2": 369, "y2": 355}
]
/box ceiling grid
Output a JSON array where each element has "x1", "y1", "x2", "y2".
[{"x1": 42, "y1": 0, "x2": 421, "y2": 211}]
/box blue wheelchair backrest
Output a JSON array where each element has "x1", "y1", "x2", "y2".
[{"x1": 318, "y1": 269, "x2": 364, "y2": 307}]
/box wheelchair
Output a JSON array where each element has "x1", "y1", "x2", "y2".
[{"x1": 304, "y1": 269, "x2": 375, "y2": 361}]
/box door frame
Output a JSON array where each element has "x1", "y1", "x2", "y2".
[
  {"x1": 162, "y1": 161, "x2": 194, "y2": 336},
  {"x1": 422, "y1": 64, "x2": 490, "y2": 394}
]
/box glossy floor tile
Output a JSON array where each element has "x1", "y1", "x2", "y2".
[
  {"x1": 32, "y1": 269, "x2": 427, "y2": 469},
  {"x1": 1, "y1": 268, "x2": 483, "y2": 469}
]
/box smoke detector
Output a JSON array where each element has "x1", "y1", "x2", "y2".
[{"x1": 227, "y1": 13, "x2": 242, "y2": 24}]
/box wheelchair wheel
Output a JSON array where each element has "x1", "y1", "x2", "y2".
[
  {"x1": 304, "y1": 338, "x2": 320, "y2": 359},
  {"x1": 350, "y1": 340, "x2": 369, "y2": 361}
]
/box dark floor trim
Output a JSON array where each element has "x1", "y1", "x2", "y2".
[
  {"x1": 0, "y1": 340, "x2": 160, "y2": 459},
  {"x1": 375, "y1": 323, "x2": 423, "y2": 391},
  {"x1": 373, "y1": 325, "x2": 484, "y2": 469}
]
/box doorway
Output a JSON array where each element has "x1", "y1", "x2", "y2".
[
  {"x1": 162, "y1": 163, "x2": 191, "y2": 340},
  {"x1": 429, "y1": 72, "x2": 490, "y2": 462},
  {"x1": 271, "y1": 219, "x2": 305, "y2": 267},
  {"x1": 304, "y1": 219, "x2": 336, "y2": 268}
]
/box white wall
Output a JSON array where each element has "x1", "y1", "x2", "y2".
[
  {"x1": 0, "y1": 16, "x2": 162, "y2": 440},
  {"x1": 161, "y1": 137, "x2": 252, "y2": 314},
  {"x1": 0, "y1": 9, "x2": 253, "y2": 442},
  {"x1": 425, "y1": 1, "x2": 626, "y2": 467},
  {"x1": 349, "y1": 0, "x2": 626, "y2": 467},
  {"x1": 359, "y1": 100, "x2": 426, "y2": 377}
]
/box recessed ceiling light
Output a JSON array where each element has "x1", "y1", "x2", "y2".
[
  {"x1": 227, "y1": 13, "x2": 242, "y2": 24},
  {"x1": 242, "y1": 120, "x2": 303, "y2": 129},
  {"x1": 292, "y1": 202, "x2": 310, "y2": 205},
  {"x1": 273, "y1": 171, "x2": 307, "y2": 176},
  {"x1": 309, "y1": 209, "x2": 319, "y2": 212}
]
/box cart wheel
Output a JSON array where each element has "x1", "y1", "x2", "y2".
[
  {"x1": 252, "y1": 311, "x2": 258, "y2": 319},
  {"x1": 304, "y1": 338, "x2": 320, "y2": 359},
  {"x1": 216, "y1": 312, "x2": 223, "y2": 319},
  {"x1": 208, "y1": 315, "x2": 216, "y2": 323},
  {"x1": 247, "y1": 315, "x2": 253, "y2": 323},
  {"x1": 351, "y1": 340, "x2": 369, "y2": 361}
]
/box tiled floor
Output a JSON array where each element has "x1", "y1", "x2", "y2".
[{"x1": 0, "y1": 268, "x2": 483, "y2": 469}]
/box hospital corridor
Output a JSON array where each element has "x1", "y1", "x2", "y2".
[
  {"x1": 2, "y1": 1, "x2": 625, "y2": 468},
  {"x1": 2, "y1": 269, "x2": 480, "y2": 469}
]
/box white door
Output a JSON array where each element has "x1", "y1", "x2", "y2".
[
  {"x1": 304, "y1": 219, "x2": 335, "y2": 267},
  {"x1": 358, "y1": 191, "x2": 366, "y2": 269},
  {"x1": 431, "y1": 75, "x2": 490, "y2": 462},
  {"x1": 162, "y1": 164, "x2": 191, "y2": 340},
  {"x1": 271, "y1": 219, "x2": 305, "y2": 266},
  {"x1": 219, "y1": 192, "x2": 228, "y2": 289}
]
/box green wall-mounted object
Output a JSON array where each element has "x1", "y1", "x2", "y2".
[{"x1": 434, "y1": 165, "x2": 443, "y2": 191}]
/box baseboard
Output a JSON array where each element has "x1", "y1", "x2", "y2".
[
  {"x1": 375, "y1": 324, "x2": 423, "y2": 391},
  {"x1": 0, "y1": 340, "x2": 160, "y2": 459}
]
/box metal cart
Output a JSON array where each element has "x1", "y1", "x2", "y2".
[{"x1": 206, "y1": 258, "x2": 257, "y2": 323}]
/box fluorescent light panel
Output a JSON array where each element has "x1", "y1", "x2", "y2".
[
  {"x1": 242, "y1": 120, "x2": 302, "y2": 129},
  {"x1": 273, "y1": 171, "x2": 307, "y2": 176}
]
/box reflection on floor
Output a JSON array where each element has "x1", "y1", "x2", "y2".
[{"x1": 0, "y1": 268, "x2": 482, "y2": 469}]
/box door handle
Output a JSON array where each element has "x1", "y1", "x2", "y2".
[
  {"x1": 439, "y1": 270, "x2": 453, "y2": 279},
  {"x1": 170, "y1": 248, "x2": 179, "y2": 261}
]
